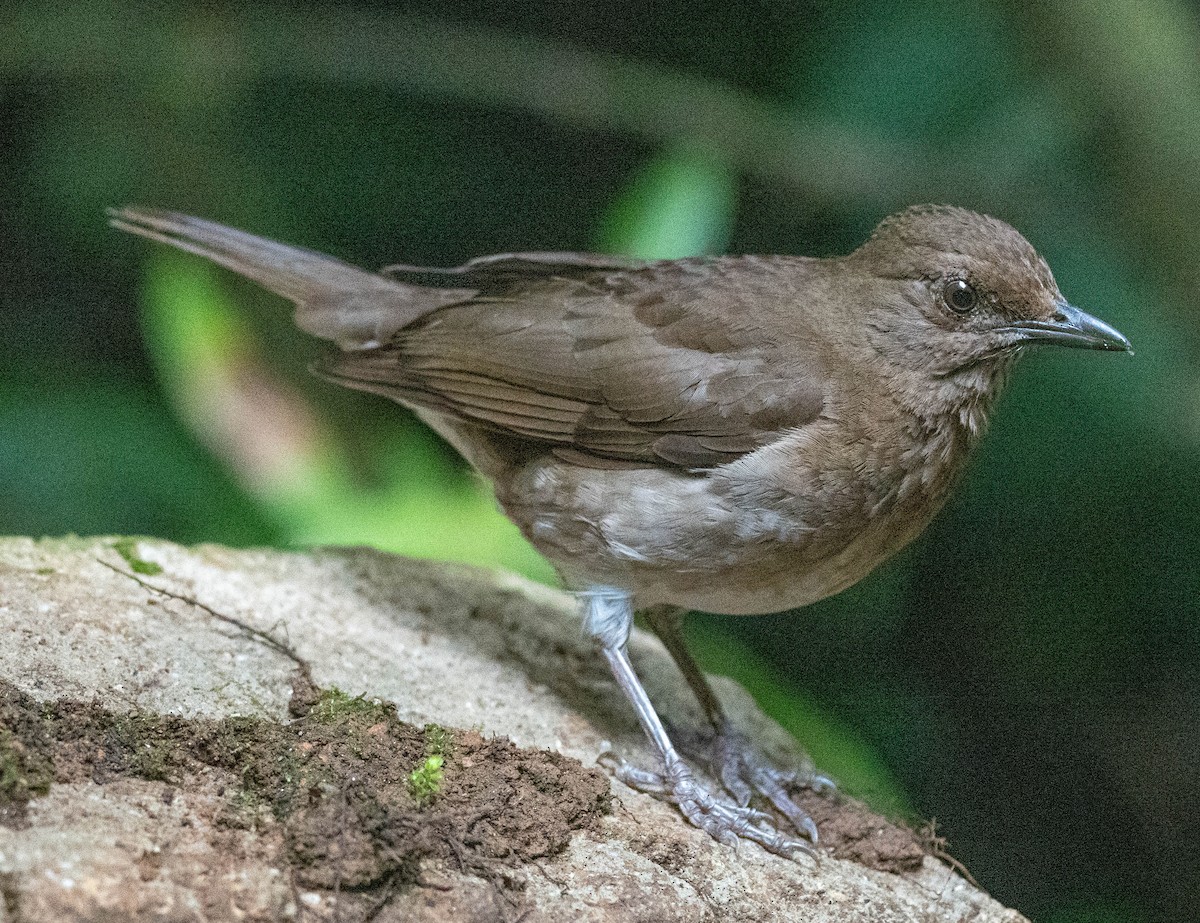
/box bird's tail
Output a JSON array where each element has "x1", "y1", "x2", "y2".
[{"x1": 109, "y1": 207, "x2": 473, "y2": 350}]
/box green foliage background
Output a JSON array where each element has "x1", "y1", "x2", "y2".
[{"x1": 1, "y1": 2, "x2": 1197, "y2": 920}]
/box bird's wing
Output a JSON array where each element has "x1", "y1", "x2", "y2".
[
  {"x1": 322, "y1": 255, "x2": 828, "y2": 469},
  {"x1": 107, "y1": 210, "x2": 827, "y2": 469}
]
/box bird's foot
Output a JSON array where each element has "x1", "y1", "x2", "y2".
[
  {"x1": 599, "y1": 745, "x2": 816, "y2": 859},
  {"x1": 673, "y1": 722, "x2": 835, "y2": 845}
]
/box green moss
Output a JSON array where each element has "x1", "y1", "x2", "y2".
[
  {"x1": 0, "y1": 728, "x2": 53, "y2": 804},
  {"x1": 407, "y1": 754, "x2": 444, "y2": 806},
  {"x1": 423, "y1": 723, "x2": 452, "y2": 758},
  {"x1": 309, "y1": 687, "x2": 390, "y2": 725},
  {"x1": 111, "y1": 538, "x2": 164, "y2": 576},
  {"x1": 404, "y1": 724, "x2": 453, "y2": 806},
  {"x1": 125, "y1": 722, "x2": 172, "y2": 780}
]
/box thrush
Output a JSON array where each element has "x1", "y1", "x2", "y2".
[{"x1": 111, "y1": 204, "x2": 1131, "y2": 856}]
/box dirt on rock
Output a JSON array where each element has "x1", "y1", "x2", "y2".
[
  {"x1": 0, "y1": 539, "x2": 1025, "y2": 923},
  {"x1": 0, "y1": 675, "x2": 612, "y2": 899},
  {"x1": 788, "y1": 787, "x2": 926, "y2": 873}
]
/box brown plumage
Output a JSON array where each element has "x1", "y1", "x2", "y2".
[{"x1": 111, "y1": 204, "x2": 1131, "y2": 854}]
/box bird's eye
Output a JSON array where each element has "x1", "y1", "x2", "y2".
[{"x1": 943, "y1": 279, "x2": 978, "y2": 314}]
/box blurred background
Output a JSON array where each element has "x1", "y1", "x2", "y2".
[{"x1": 1, "y1": 1, "x2": 1197, "y2": 920}]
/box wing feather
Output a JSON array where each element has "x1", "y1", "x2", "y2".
[
  {"x1": 324, "y1": 255, "x2": 829, "y2": 469},
  {"x1": 109, "y1": 211, "x2": 828, "y2": 467}
]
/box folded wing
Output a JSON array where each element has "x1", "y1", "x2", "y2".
[
  {"x1": 326, "y1": 256, "x2": 828, "y2": 468},
  {"x1": 111, "y1": 208, "x2": 827, "y2": 470}
]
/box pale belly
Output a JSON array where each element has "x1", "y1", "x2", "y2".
[
  {"x1": 499, "y1": 452, "x2": 950, "y2": 616},
  {"x1": 417, "y1": 407, "x2": 964, "y2": 617}
]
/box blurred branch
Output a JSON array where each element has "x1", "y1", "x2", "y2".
[
  {"x1": 1004, "y1": 0, "x2": 1200, "y2": 316},
  {"x1": 4, "y1": 1, "x2": 991, "y2": 209}
]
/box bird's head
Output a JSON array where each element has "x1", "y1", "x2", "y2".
[{"x1": 846, "y1": 205, "x2": 1131, "y2": 432}]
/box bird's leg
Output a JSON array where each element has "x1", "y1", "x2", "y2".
[
  {"x1": 578, "y1": 587, "x2": 812, "y2": 857},
  {"x1": 642, "y1": 605, "x2": 833, "y2": 844}
]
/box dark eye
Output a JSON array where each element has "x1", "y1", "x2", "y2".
[{"x1": 943, "y1": 279, "x2": 978, "y2": 313}]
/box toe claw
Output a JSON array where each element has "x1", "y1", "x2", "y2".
[
  {"x1": 616, "y1": 763, "x2": 668, "y2": 793},
  {"x1": 811, "y1": 774, "x2": 837, "y2": 794},
  {"x1": 719, "y1": 764, "x2": 754, "y2": 807},
  {"x1": 603, "y1": 748, "x2": 809, "y2": 860},
  {"x1": 675, "y1": 724, "x2": 832, "y2": 844}
]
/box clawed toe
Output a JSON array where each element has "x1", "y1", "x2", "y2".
[
  {"x1": 601, "y1": 746, "x2": 816, "y2": 859},
  {"x1": 674, "y1": 722, "x2": 833, "y2": 845}
]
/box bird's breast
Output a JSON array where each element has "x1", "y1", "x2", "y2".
[{"x1": 498, "y1": 413, "x2": 973, "y2": 616}]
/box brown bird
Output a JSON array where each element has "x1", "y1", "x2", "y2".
[{"x1": 110, "y1": 204, "x2": 1131, "y2": 856}]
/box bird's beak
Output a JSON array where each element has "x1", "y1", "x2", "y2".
[{"x1": 1003, "y1": 302, "x2": 1133, "y2": 353}]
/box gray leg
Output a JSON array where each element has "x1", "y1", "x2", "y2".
[
  {"x1": 642, "y1": 606, "x2": 726, "y2": 725},
  {"x1": 579, "y1": 587, "x2": 813, "y2": 858},
  {"x1": 643, "y1": 605, "x2": 833, "y2": 844}
]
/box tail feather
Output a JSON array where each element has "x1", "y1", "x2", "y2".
[{"x1": 109, "y1": 207, "x2": 475, "y2": 349}]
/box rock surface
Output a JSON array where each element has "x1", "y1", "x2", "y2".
[{"x1": 0, "y1": 536, "x2": 1027, "y2": 922}]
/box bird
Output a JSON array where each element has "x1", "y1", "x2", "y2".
[{"x1": 110, "y1": 204, "x2": 1132, "y2": 856}]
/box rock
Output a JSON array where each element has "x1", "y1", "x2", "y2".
[{"x1": 0, "y1": 536, "x2": 1027, "y2": 922}]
